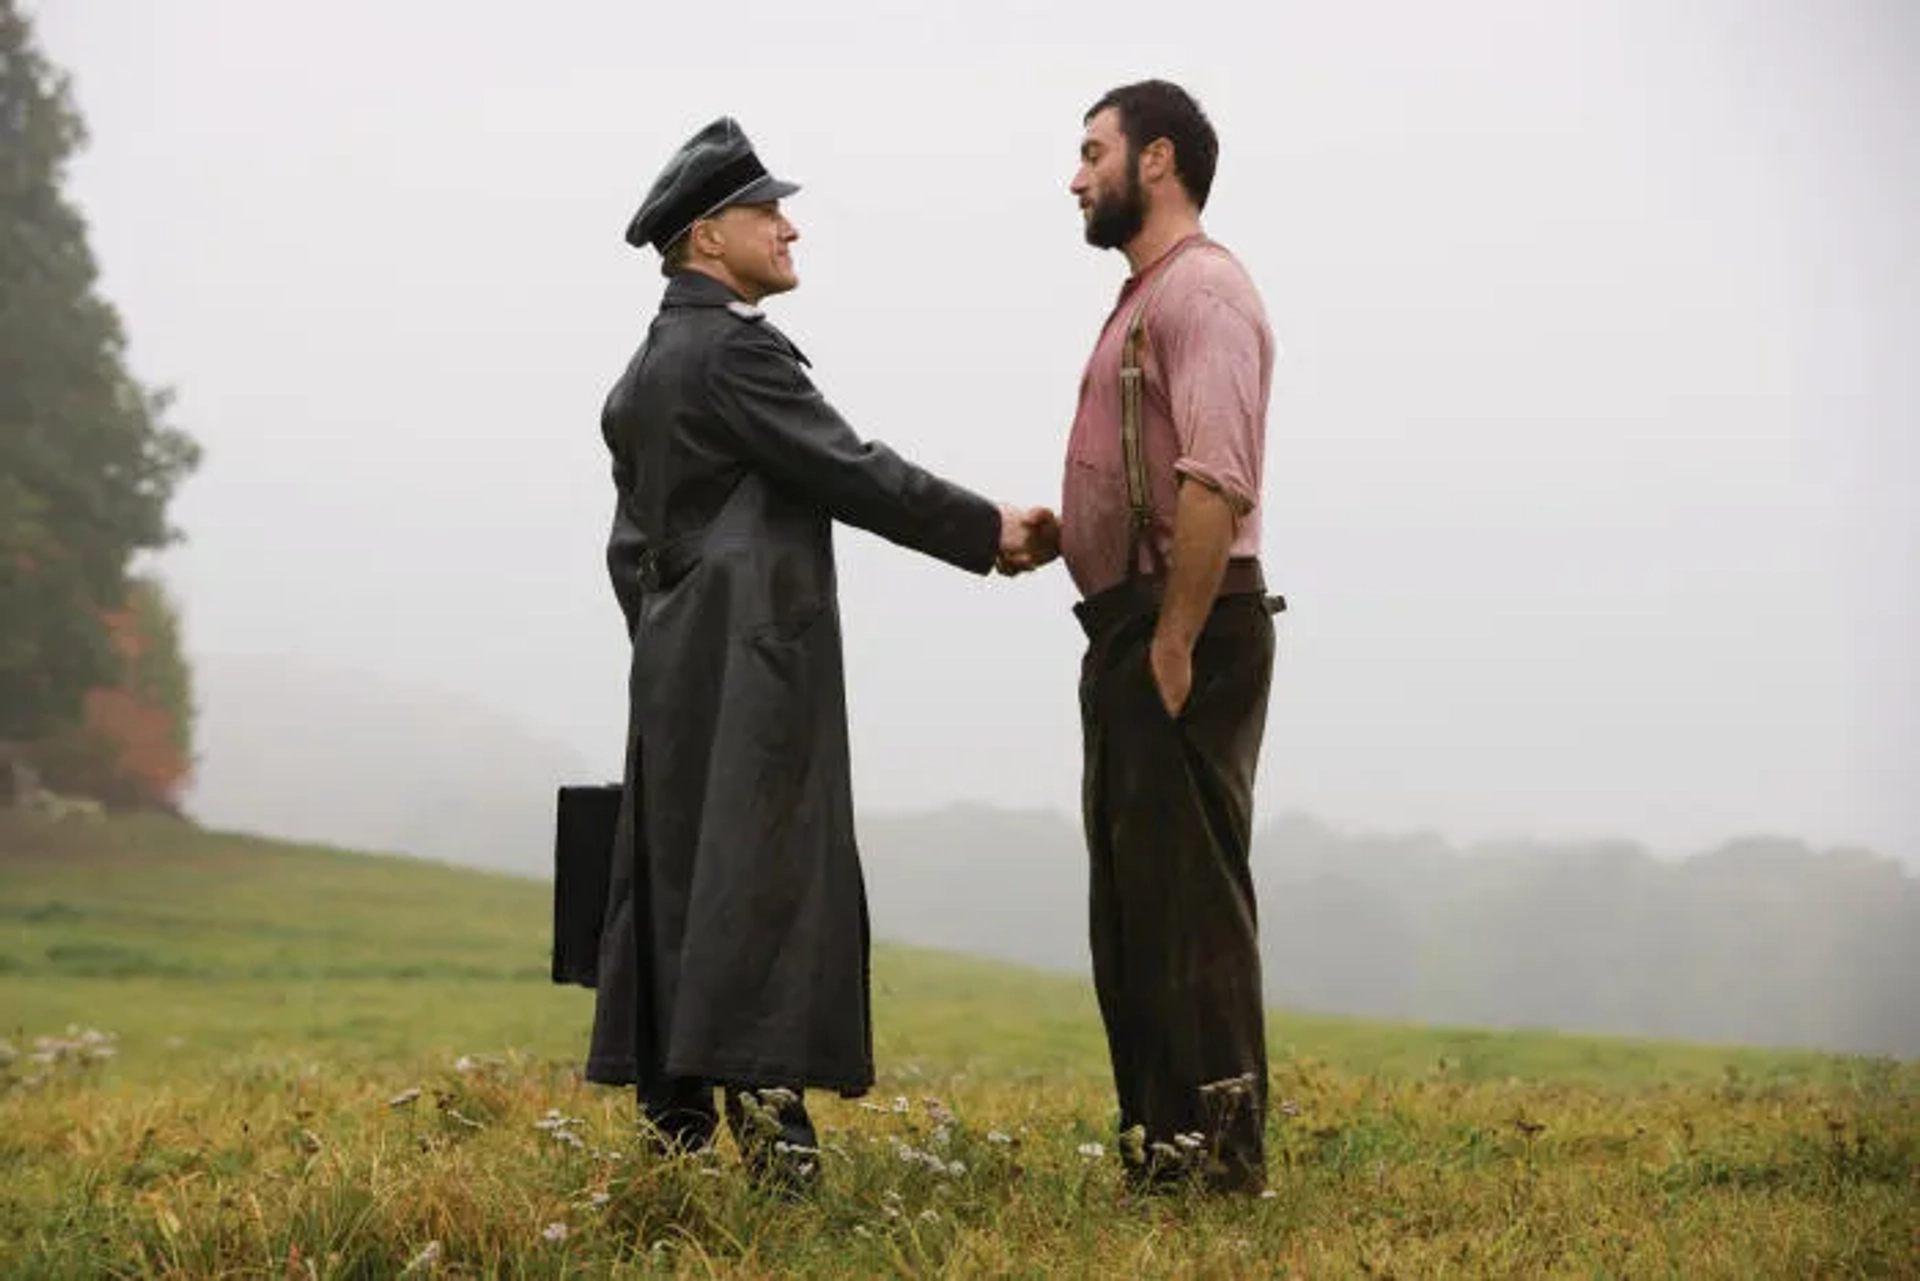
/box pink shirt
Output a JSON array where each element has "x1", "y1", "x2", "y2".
[{"x1": 1060, "y1": 235, "x2": 1275, "y2": 599}]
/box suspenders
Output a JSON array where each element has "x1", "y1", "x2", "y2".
[{"x1": 1118, "y1": 236, "x2": 1213, "y2": 581}]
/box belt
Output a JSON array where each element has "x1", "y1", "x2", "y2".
[
  {"x1": 1215, "y1": 557, "x2": 1270, "y2": 599},
  {"x1": 1072, "y1": 556, "x2": 1284, "y2": 640}
]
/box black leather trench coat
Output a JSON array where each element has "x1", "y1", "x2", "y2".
[{"x1": 585, "y1": 271, "x2": 1001, "y2": 1097}]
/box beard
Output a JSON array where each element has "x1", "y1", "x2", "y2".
[{"x1": 1082, "y1": 155, "x2": 1146, "y2": 249}]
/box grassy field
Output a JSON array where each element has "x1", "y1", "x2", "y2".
[{"x1": 2, "y1": 812, "x2": 1915, "y2": 1277}]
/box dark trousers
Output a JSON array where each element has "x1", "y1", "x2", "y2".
[
  {"x1": 1075, "y1": 580, "x2": 1277, "y2": 1194},
  {"x1": 639, "y1": 1076, "x2": 819, "y2": 1188}
]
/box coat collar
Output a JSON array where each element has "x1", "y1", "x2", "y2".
[
  {"x1": 663, "y1": 269, "x2": 753, "y2": 312},
  {"x1": 660, "y1": 269, "x2": 807, "y2": 363}
]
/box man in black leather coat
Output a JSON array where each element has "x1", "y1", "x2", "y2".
[{"x1": 583, "y1": 117, "x2": 1057, "y2": 1188}]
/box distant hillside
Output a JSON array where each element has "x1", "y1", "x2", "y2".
[
  {"x1": 181, "y1": 654, "x2": 592, "y2": 877},
  {"x1": 168, "y1": 654, "x2": 1919, "y2": 1061},
  {"x1": 0, "y1": 809, "x2": 1887, "y2": 1094},
  {"x1": 856, "y1": 806, "x2": 1920, "y2": 1060}
]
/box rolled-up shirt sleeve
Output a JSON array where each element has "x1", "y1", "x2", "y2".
[{"x1": 1163, "y1": 289, "x2": 1265, "y2": 517}]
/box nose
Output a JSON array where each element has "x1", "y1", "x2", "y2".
[{"x1": 1069, "y1": 166, "x2": 1090, "y2": 197}]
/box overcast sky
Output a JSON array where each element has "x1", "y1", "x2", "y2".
[{"x1": 30, "y1": 0, "x2": 1918, "y2": 867}]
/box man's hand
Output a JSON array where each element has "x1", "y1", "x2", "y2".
[
  {"x1": 1148, "y1": 632, "x2": 1193, "y2": 718},
  {"x1": 996, "y1": 505, "x2": 1061, "y2": 575}
]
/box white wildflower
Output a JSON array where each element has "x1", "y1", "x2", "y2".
[
  {"x1": 918, "y1": 1209, "x2": 939, "y2": 1224},
  {"x1": 1174, "y1": 1132, "x2": 1204, "y2": 1151},
  {"x1": 987, "y1": 1130, "x2": 1013, "y2": 1145},
  {"x1": 1260, "y1": 1189, "x2": 1278, "y2": 1200},
  {"x1": 401, "y1": 1240, "x2": 442, "y2": 1275},
  {"x1": 890, "y1": 1137, "x2": 956, "y2": 1174},
  {"x1": 541, "y1": 1221, "x2": 569, "y2": 1242},
  {"x1": 387, "y1": 1088, "x2": 422, "y2": 1108},
  {"x1": 588, "y1": 1192, "x2": 611, "y2": 1209},
  {"x1": 453, "y1": 1055, "x2": 476, "y2": 1073},
  {"x1": 1076, "y1": 1142, "x2": 1105, "y2": 1159}
]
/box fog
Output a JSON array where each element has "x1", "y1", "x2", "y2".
[{"x1": 29, "y1": 0, "x2": 1918, "y2": 870}]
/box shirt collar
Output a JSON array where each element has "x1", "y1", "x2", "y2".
[{"x1": 1119, "y1": 231, "x2": 1211, "y2": 300}]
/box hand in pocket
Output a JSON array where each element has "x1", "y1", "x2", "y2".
[{"x1": 1148, "y1": 634, "x2": 1192, "y2": 719}]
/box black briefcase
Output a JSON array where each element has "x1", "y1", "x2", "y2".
[{"x1": 551, "y1": 782, "x2": 623, "y2": 988}]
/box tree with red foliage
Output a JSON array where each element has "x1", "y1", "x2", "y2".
[{"x1": 32, "y1": 576, "x2": 195, "y2": 812}]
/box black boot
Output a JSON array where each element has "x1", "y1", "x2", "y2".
[
  {"x1": 723, "y1": 1084, "x2": 821, "y2": 1198},
  {"x1": 637, "y1": 1075, "x2": 719, "y2": 1157}
]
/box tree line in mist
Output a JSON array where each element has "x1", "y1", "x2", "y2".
[{"x1": 859, "y1": 807, "x2": 1919, "y2": 1060}]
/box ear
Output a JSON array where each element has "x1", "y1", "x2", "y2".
[
  {"x1": 1139, "y1": 137, "x2": 1176, "y2": 186},
  {"x1": 689, "y1": 218, "x2": 724, "y2": 260}
]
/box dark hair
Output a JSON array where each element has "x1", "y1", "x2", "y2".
[{"x1": 1085, "y1": 79, "x2": 1219, "y2": 210}]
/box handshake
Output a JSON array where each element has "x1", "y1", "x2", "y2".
[{"x1": 995, "y1": 504, "x2": 1062, "y2": 577}]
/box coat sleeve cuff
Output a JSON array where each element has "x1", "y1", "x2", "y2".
[{"x1": 960, "y1": 494, "x2": 1004, "y2": 575}]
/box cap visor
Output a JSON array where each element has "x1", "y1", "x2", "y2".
[{"x1": 727, "y1": 174, "x2": 800, "y2": 207}]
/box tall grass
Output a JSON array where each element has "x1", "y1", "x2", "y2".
[{"x1": 2, "y1": 813, "x2": 1914, "y2": 1275}]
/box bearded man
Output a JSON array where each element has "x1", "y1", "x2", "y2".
[{"x1": 1059, "y1": 79, "x2": 1285, "y2": 1196}]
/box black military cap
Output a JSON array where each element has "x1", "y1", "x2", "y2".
[{"x1": 625, "y1": 117, "x2": 801, "y2": 253}]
